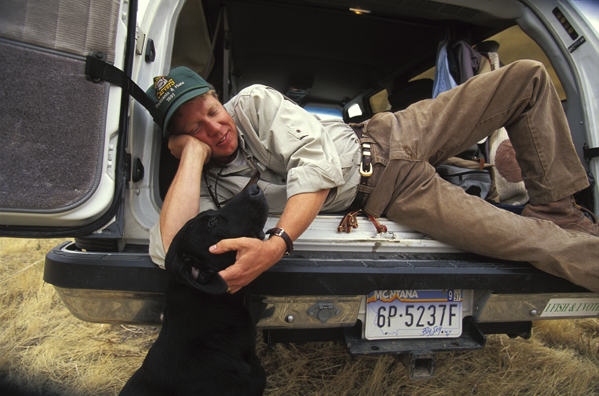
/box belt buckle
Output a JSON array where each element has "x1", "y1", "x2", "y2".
[
  {"x1": 360, "y1": 143, "x2": 373, "y2": 177},
  {"x1": 360, "y1": 162, "x2": 373, "y2": 177}
]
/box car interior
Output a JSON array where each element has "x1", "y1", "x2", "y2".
[
  {"x1": 156, "y1": 0, "x2": 591, "y2": 211},
  {"x1": 1, "y1": 0, "x2": 593, "y2": 241}
]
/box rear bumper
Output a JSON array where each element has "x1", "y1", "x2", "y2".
[{"x1": 44, "y1": 241, "x2": 593, "y2": 326}]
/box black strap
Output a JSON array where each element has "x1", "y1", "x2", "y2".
[
  {"x1": 583, "y1": 143, "x2": 599, "y2": 162},
  {"x1": 85, "y1": 53, "x2": 157, "y2": 120}
]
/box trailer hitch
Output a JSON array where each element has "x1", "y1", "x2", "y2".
[{"x1": 397, "y1": 350, "x2": 437, "y2": 379}]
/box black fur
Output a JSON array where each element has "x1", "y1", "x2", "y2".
[{"x1": 119, "y1": 184, "x2": 269, "y2": 396}]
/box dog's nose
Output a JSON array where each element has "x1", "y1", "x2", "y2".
[{"x1": 248, "y1": 184, "x2": 262, "y2": 197}]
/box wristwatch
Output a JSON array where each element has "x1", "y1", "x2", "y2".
[{"x1": 266, "y1": 227, "x2": 294, "y2": 256}]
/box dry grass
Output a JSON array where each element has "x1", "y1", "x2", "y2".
[{"x1": 1, "y1": 238, "x2": 598, "y2": 395}]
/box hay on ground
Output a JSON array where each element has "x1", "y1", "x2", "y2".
[{"x1": 1, "y1": 238, "x2": 598, "y2": 395}]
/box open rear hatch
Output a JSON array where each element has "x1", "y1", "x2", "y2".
[{"x1": 0, "y1": 0, "x2": 127, "y2": 238}]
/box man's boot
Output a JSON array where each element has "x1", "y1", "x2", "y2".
[{"x1": 522, "y1": 196, "x2": 599, "y2": 237}]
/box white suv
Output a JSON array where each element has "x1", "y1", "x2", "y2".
[{"x1": 1, "y1": 0, "x2": 598, "y2": 378}]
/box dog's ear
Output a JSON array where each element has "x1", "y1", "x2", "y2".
[{"x1": 170, "y1": 255, "x2": 230, "y2": 295}]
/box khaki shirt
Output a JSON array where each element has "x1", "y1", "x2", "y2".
[{"x1": 150, "y1": 84, "x2": 361, "y2": 266}]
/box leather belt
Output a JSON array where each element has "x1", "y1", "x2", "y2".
[
  {"x1": 341, "y1": 124, "x2": 388, "y2": 234},
  {"x1": 350, "y1": 124, "x2": 372, "y2": 186},
  {"x1": 349, "y1": 124, "x2": 373, "y2": 209},
  {"x1": 359, "y1": 142, "x2": 373, "y2": 179}
]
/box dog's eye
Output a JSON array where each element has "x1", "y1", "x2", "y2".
[{"x1": 207, "y1": 217, "x2": 219, "y2": 231}]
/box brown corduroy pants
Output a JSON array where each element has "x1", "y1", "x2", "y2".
[{"x1": 360, "y1": 60, "x2": 598, "y2": 293}]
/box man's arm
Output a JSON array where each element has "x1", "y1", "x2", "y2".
[
  {"x1": 160, "y1": 135, "x2": 211, "y2": 253},
  {"x1": 212, "y1": 188, "x2": 330, "y2": 293}
]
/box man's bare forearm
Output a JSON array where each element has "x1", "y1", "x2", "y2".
[
  {"x1": 259, "y1": 188, "x2": 331, "y2": 263},
  {"x1": 160, "y1": 137, "x2": 211, "y2": 253},
  {"x1": 276, "y1": 188, "x2": 330, "y2": 243}
]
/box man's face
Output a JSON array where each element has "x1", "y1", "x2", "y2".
[{"x1": 172, "y1": 94, "x2": 239, "y2": 163}]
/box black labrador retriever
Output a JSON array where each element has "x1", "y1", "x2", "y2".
[{"x1": 120, "y1": 184, "x2": 268, "y2": 396}]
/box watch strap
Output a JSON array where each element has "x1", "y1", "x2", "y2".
[{"x1": 266, "y1": 227, "x2": 294, "y2": 256}]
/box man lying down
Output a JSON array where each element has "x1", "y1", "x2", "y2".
[{"x1": 146, "y1": 62, "x2": 599, "y2": 294}]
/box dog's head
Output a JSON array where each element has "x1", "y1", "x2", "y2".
[{"x1": 165, "y1": 184, "x2": 269, "y2": 294}]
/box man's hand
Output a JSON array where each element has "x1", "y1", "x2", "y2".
[
  {"x1": 210, "y1": 188, "x2": 330, "y2": 293},
  {"x1": 168, "y1": 134, "x2": 212, "y2": 162},
  {"x1": 210, "y1": 236, "x2": 287, "y2": 293}
]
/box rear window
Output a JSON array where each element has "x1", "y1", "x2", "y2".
[
  {"x1": 305, "y1": 106, "x2": 343, "y2": 120},
  {"x1": 486, "y1": 25, "x2": 565, "y2": 100},
  {"x1": 369, "y1": 25, "x2": 566, "y2": 115},
  {"x1": 369, "y1": 89, "x2": 392, "y2": 114}
]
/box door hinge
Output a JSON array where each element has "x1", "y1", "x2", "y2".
[{"x1": 583, "y1": 143, "x2": 599, "y2": 162}]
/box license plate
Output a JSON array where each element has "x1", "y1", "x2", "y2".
[{"x1": 365, "y1": 290, "x2": 463, "y2": 340}]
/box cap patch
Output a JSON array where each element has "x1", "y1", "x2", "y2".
[{"x1": 154, "y1": 76, "x2": 185, "y2": 109}]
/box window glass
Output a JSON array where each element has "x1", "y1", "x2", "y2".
[
  {"x1": 304, "y1": 106, "x2": 343, "y2": 120},
  {"x1": 369, "y1": 89, "x2": 392, "y2": 114},
  {"x1": 489, "y1": 26, "x2": 565, "y2": 100},
  {"x1": 347, "y1": 103, "x2": 363, "y2": 118},
  {"x1": 412, "y1": 26, "x2": 566, "y2": 100}
]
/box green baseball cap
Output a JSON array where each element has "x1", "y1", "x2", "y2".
[{"x1": 146, "y1": 66, "x2": 212, "y2": 135}]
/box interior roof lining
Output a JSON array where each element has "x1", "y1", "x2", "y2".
[{"x1": 202, "y1": 0, "x2": 515, "y2": 106}]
